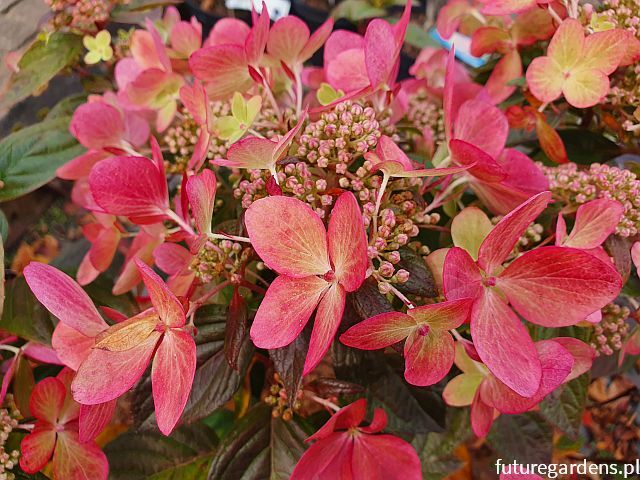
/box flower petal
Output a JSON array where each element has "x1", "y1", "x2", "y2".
[
  {"x1": 251, "y1": 275, "x2": 329, "y2": 349},
  {"x1": 328, "y1": 192, "x2": 368, "y2": 291},
  {"x1": 443, "y1": 373, "x2": 484, "y2": 407},
  {"x1": 72, "y1": 331, "x2": 161, "y2": 405},
  {"x1": 245, "y1": 196, "x2": 331, "y2": 277},
  {"x1": 135, "y1": 259, "x2": 185, "y2": 328},
  {"x1": 563, "y1": 199, "x2": 623, "y2": 249},
  {"x1": 404, "y1": 329, "x2": 455, "y2": 386},
  {"x1": 186, "y1": 169, "x2": 217, "y2": 236},
  {"x1": 54, "y1": 431, "x2": 108, "y2": 480},
  {"x1": 340, "y1": 312, "x2": 415, "y2": 350},
  {"x1": 453, "y1": 100, "x2": 508, "y2": 160},
  {"x1": 152, "y1": 329, "x2": 197, "y2": 435},
  {"x1": 526, "y1": 56, "x2": 564, "y2": 104},
  {"x1": 477, "y1": 191, "x2": 551, "y2": 274},
  {"x1": 52, "y1": 324, "x2": 95, "y2": 370},
  {"x1": 79, "y1": 400, "x2": 116, "y2": 442},
  {"x1": 497, "y1": 246, "x2": 622, "y2": 327},
  {"x1": 30, "y1": 377, "x2": 66, "y2": 423},
  {"x1": 408, "y1": 298, "x2": 474, "y2": 330},
  {"x1": 442, "y1": 247, "x2": 483, "y2": 301},
  {"x1": 470, "y1": 388, "x2": 495, "y2": 437},
  {"x1": 451, "y1": 206, "x2": 493, "y2": 260},
  {"x1": 471, "y1": 289, "x2": 541, "y2": 397},
  {"x1": 304, "y1": 283, "x2": 346, "y2": 375},
  {"x1": 215, "y1": 136, "x2": 278, "y2": 171},
  {"x1": 352, "y1": 433, "x2": 422, "y2": 480},
  {"x1": 24, "y1": 263, "x2": 107, "y2": 338},
  {"x1": 307, "y1": 398, "x2": 367, "y2": 442},
  {"x1": 551, "y1": 337, "x2": 595, "y2": 382},
  {"x1": 20, "y1": 426, "x2": 56, "y2": 474}
]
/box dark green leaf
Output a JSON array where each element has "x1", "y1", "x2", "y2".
[
  {"x1": 13, "y1": 466, "x2": 49, "y2": 480},
  {"x1": 270, "y1": 334, "x2": 307, "y2": 408},
  {"x1": 0, "y1": 117, "x2": 84, "y2": 202},
  {"x1": 306, "y1": 377, "x2": 364, "y2": 398},
  {"x1": 13, "y1": 354, "x2": 35, "y2": 418},
  {"x1": 539, "y1": 374, "x2": 589, "y2": 440},
  {"x1": 45, "y1": 93, "x2": 87, "y2": 120},
  {"x1": 132, "y1": 305, "x2": 253, "y2": 429},
  {"x1": 224, "y1": 288, "x2": 250, "y2": 371},
  {"x1": 488, "y1": 412, "x2": 553, "y2": 464},
  {"x1": 556, "y1": 129, "x2": 621, "y2": 165},
  {"x1": 396, "y1": 247, "x2": 437, "y2": 297},
  {"x1": 604, "y1": 235, "x2": 631, "y2": 284},
  {"x1": 350, "y1": 277, "x2": 394, "y2": 321},
  {"x1": 404, "y1": 23, "x2": 440, "y2": 49},
  {"x1": 0, "y1": 33, "x2": 83, "y2": 109},
  {"x1": 207, "y1": 403, "x2": 308, "y2": 480},
  {"x1": 413, "y1": 408, "x2": 471, "y2": 480},
  {"x1": 105, "y1": 424, "x2": 217, "y2": 480},
  {"x1": 0, "y1": 209, "x2": 7, "y2": 244},
  {"x1": 0, "y1": 277, "x2": 55, "y2": 344}
]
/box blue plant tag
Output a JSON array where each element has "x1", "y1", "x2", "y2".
[{"x1": 429, "y1": 29, "x2": 489, "y2": 68}]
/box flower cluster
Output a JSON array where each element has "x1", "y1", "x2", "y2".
[
  {"x1": 46, "y1": 0, "x2": 125, "y2": 31},
  {"x1": 0, "y1": 403, "x2": 20, "y2": 480},
  {"x1": 592, "y1": 303, "x2": 631, "y2": 356},
  {"x1": 544, "y1": 163, "x2": 640, "y2": 236}
]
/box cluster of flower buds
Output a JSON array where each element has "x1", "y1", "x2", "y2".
[
  {"x1": 190, "y1": 237, "x2": 252, "y2": 284},
  {"x1": 298, "y1": 101, "x2": 386, "y2": 173},
  {"x1": 164, "y1": 103, "x2": 233, "y2": 173},
  {"x1": 598, "y1": 0, "x2": 640, "y2": 37},
  {"x1": 47, "y1": 0, "x2": 121, "y2": 31},
  {"x1": 0, "y1": 398, "x2": 20, "y2": 480},
  {"x1": 544, "y1": 163, "x2": 640, "y2": 236},
  {"x1": 591, "y1": 303, "x2": 631, "y2": 356},
  {"x1": 407, "y1": 92, "x2": 445, "y2": 145},
  {"x1": 264, "y1": 373, "x2": 302, "y2": 421}
]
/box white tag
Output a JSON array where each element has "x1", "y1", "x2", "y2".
[{"x1": 225, "y1": 0, "x2": 291, "y2": 20}]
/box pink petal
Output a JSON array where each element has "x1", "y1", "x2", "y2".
[
  {"x1": 152, "y1": 329, "x2": 197, "y2": 435},
  {"x1": 547, "y1": 337, "x2": 594, "y2": 382},
  {"x1": 244, "y1": 5, "x2": 269, "y2": 65},
  {"x1": 57, "y1": 150, "x2": 109, "y2": 181},
  {"x1": 471, "y1": 289, "x2": 541, "y2": 397},
  {"x1": 72, "y1": 331, "x2": 161, "y2": 405},
  {"x1": 563, "y1": 199, "x2": 624, "y2": 249},
  {"x1": 130, "y1": 30, "x2": 165, "y2": 70},
  {"x1": 89, "y1": 156, "x2": 169, "y2": 220},
  {"x1": 170, "y1": 21, "x2": 201, "y2": 57},
  {"x1": 326, "y1": 49, "x2": 370, "y2": 93},
  {"x1": 404, "y1": 329, "x2": 455, "y2": 386},
  {"x1": 52, "y1": 323, "x2": 95, "y2": 370},
  {"x1": 179, "y1": 81, "x2": 208, "y2": 126},
  {"x1": 488, "y1": 339, "x2": 574, "y2": 414},
  {"x1": 324, "y1": 30, "x2": 364, "y2": 64},
  {"x1": 374, "y1": 135, "x2": 414, "y2": 171},
  {"x1": 186, "y1": 169, "x2": 217, "y2": 235},
  {"x1": 24, "y1": 263, "x2": 107, "y2": 338},
  {"x1": 443, "y1": 47, "x2": 456, "y2": 142},
  {"x1": 30, "y1": 377, "x2": 65, "y2": 423},
  {"x1": 328, "y1": 192, "x2": 368, "y2": 291},
  {"x1": 245, "y1": 196, "x2": 331, "y2": 277},
  {"x1": 54, "y1": 431, "x2": 108, "y2": 480},
  {"x1": 20, "y1": 426, "x2": 56, "y2": 474},
  {"x1": 307, "y1": 398, "x2": 367, "y2": 442},
  {"x1": 408, "y1": 298, "x2": 474, "y2": 330},
  {"x1": 189, "y1": 45, "x2": 253, "y2": 100},
  {"x1": 453, "y1": 100, "x2": 508, "y2": 160},
  {"x1": 364, "y1": 19, "x2": 397, "y2": 89},
  {"x1": 449, "y1": 139, "x2": 507, "y2": 182},
  {"x1": 154, "y1": 243, "x2": 192, "y2": 276},
  {"x1": 481, "y1": 0, "x2": 537, "y2": 15},
  {"x1": 79, "y1": 400, "x2": 116, "y2": 442},
  {"x1": 251, "y1": 275, "x2": 329, "y2": 349},
  {"x1": 352, "y1": 433, "x2": 421, "y2": 480},
  {"x1": 135, "y1": 259, "x2": 185, "y2": 328},
  {"x1": 23, "y1": 343, "x2": 62, "y2": 365},
  {"x1": 340, "y1": 312, "x2": 416, "y2": 350},
  {"x1": 267, "y1": 16, "x2": 310, "y2": 66},
  {"x1": 437, "y1": 0, "x2": 469, "y2": 39},
  {"x1": 358, "y1": 408, "x2": 388, "y2": 434},
  {"x1": 215, "y1": 136, "x2": 278, "y2": 171},
  {"x1": 485, "y1": 50, "x2": 522, "y2": 104},
  {"x1": 470, "y1": 388, "x2": 495, "y2": 437},
  {"x1": 299, "y1": 17, "x2": 334, "y2": 63},
  {"x1": 477, "y1": 191, "x2": 552, "y2": 274},
  {"x1": 497, "y1": 246, "x2": 622, "y2": 327},
  {"x1": 304, "y1": 283, "x2": 346, "y2": 375},
  {"x1": 442, "y1": 247, "x2": 483, "y2": 301},
  {"x1": 206, "y1": 18, "x2": 250, "y2": 46},
  {"x1": 496, "y1": 148, "x2": 549, "y2": 195},
  {"x1": 70, "y1": 102, "x2": 125, "y2": 150}
]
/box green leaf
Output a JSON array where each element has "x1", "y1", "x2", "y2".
[
  {"x1": 413, "y1": 408, "x2": 471, "y2": 480},
  {"x1": 403, "y1": 23, "x2": 439, "y2": 49},
  {"x1": 45, "y1": 93, "x2": 88, "y2": 120},
  {"x1": 105, "y1": 424, "x2": 217, "y2": 480},
  {"x1": 317, "y1": 83, "x2": 344, "y2": 106},
  {"x1": 0, "y1": 277, "x2": 55, "y2": 344},
  {"x1": 0, "y1": 117, "x2": 84, "y2": 202},
  {"x1": 13, "y1": 354, "x2": 35, "y2": 418},
  {"x1": 0, "y1": 208, "x2": 8, "y2": 243},
  {"x1": 396, "y1": 247, "x2": 437, "y2": 297},
  {"x1": 207, "y1": 403, "x2": 309, "y2": 480},
  {"x1": 133, "y1": 305, "x2": 253, "y2": 429},
  {"x1": 488, "y1": 412, "x2": 553, "y2": 464},
  {"x1": 0, "y1": 33, "x2": 83, "y2": 109},
  {"x1": 270, "y1": 334, "x2": 308, "y2": 408},
  {"x1": 332, "y1": 0, "x2": 386, "y2": 21},
  {"x1": 556, "y1": 129, "x2": 621, "y2": 165},
  {"x1": 539, "y1": 374, "x2": 589, "y2": 440}
]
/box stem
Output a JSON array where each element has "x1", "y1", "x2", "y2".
[
  {"x1": 548, "y1": 5, "x2": 563, "y2": 25},
  {"x1": 239, "y1": 280, "x2": 267, "y2": 296},
  {"x1": 262, "y1": 79, "x2": 282, "y2": 120},
  {"x1": 0, "y1": 345, "x2": 20, "y2": 355},
  {"x1": 187, "y1": 280, "x2": 232, "y2": 316},
  {"x1": 294, "y1": 69, "x2": 303, "y2": 118},
  {"x1": 248, "y1": 129, "x2": 265, "y2": 138},
  {"x1": 451, "y1": 329, "x2": 464, "y2": 342},
  {"x1": 309, "y1": 394, "x2": 341, "y2": 412},
  {"x1": 374, "y1": 273, "x2": 415, "y2": 309},
  {"x1": 538, "y1": 102, "x2": 549, "y2": 113},
  {"x1": 371, "y1": 172, "x2": 390, "y2": 242},
  {"x1": 207, "y1": 232, "x2": 252, "y2": 243},
  {"x1": 165, "y1": 209, "x2": 195, "y2": 236}
]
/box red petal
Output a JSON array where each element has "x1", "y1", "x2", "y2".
[
  {"x1": 471, "y1": 289, "x2": 541, "y2": 397},
  {"x1": 79, "y1": 400, "x2": 116, "y2": 442},
  {"x1": 453, "y1": 100, "x2": 508, "y2": 159},
  {"x1": 186, "y1": 169, "x2": 217, "y2": 235},
  {"x1": 267, "y1": 16, "x2": 309, "y2": 66},
  {"x1": 52, "y1": 324, "x2": 95, "y2": 370},
  {"x1": 30, "y1": 377, "x2": 66, "y2": 423},
  {"x1": 291, "y1": 432, "x2": 351, "y2": 480},
  {"x1": 20, "y1": 426, "x2": 56, "y2": 474},
  {"x1": 24, "y1": 263, "x2": 107, "y2": 338},
  {"x1": 72, "y1": 331, "x2": 161, "y2": 405},
  {"x1": 563, "y1": 199, "x2": 624, "y2": 249},
  {"x1": 477, "y1": 191, "x2": 551, "y2": 274},
  {"x1": 470, "y1": 388, "x2": 495, "y2": 437},
  {"x1": 408, "y1": 297, "x2": 474, "y2": 330},
  {"x1": 340, "y1": 312, "x2": 415, "y2": 350},
  {"x1": 442, "y1": 247, "x2": 483, "y2": 301},
  {"x1": 498, "y1": 246, "x2": 621, "y2": 327},
  {"x1": 251, "y1": 275, "x2": 329, "y2": 349},
  {"x1": 190, "y1": 45, "x2": 253, "y2": 100},
  {"x1": 70, "y1": 102, "x2": 125, "y2": 151},
  {"x1": 328, "y1": 192, "x2": 368, "y2": 291},
  {"x1": 304, "y1": 283, "x2": 346, "y2": 375},
  {"x1": 135, "y1": 259, "x2": 186, "y2": 328},
  {"x1": 404, "y1": 329, "x2": 455, "y2": 386},
  {"x1": 53, "y1": 431, "x2": 108, "y2": 480},
  {"x1": 352, "y1": 433, "x2": 421, "y2": 480},
  {"x1": 245, "y1": 196, "x2": 331, "y2": 277},
  {"x1": 550, "y1": 337, "x2": 595, "y2": 381},
  {"x1": 152, "y1": 329, "x2": 197, "y2": 435},
  {"x1": 307, "y1": 398, "x2": 367, "y2": 442}
]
